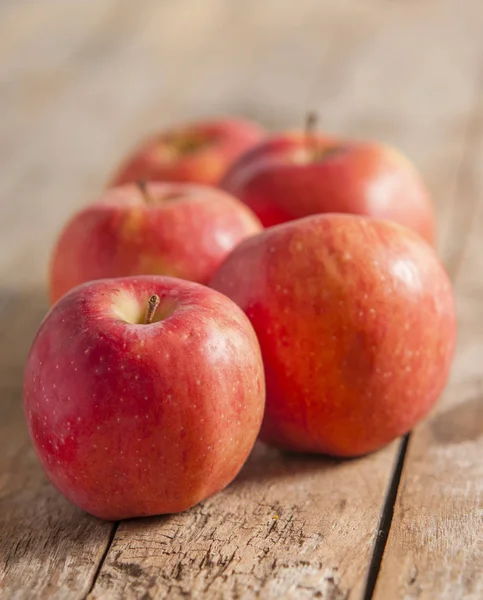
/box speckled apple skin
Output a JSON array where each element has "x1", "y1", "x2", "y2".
[
  {"x1": 24, "y1": 276, "x2": 265, "y2": 520},
  {"x1": 221, "y1": 133, "x2": 435, "y2": 244},
  {"x1": 111, "y1": 117, "x2": 266, "y2": 187},
  {"x1": 49, "y1": 183, "x2": 262, "y2": 303},
  {"x1": 210, "y1": 214, "x2": 456, "y2": 457}
]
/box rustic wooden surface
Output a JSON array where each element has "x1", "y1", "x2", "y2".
[
  {"x1": 374, "y1": 74, "x2": 483, "y2": 600},
  {"x1": 0, "y1": 1, "x2": 482, "y2": 599}
]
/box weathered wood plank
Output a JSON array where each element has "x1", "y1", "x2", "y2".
[
  {"x1": 0, "y1": 1, "x2": 133, "y2": 598},
  {"x1": 373, "y1": 77, "x2": 483, "y2": 600}
]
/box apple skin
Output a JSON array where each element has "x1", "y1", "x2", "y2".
[
  {"x1": 23, "y1": 276, "x2": 265, "y2": 520},
  {"x1": 49, "y1": 182, "x2": 262, "y2": 304},
  {"x1": 210, "y1": 214, "x2": 456, "y2": 457},
  {"x1": 110, "y1": 117, "x2": 266, "y2": 187},
  {"x1": 221, "y1": 133, "x2": 435, "y2": 244}
]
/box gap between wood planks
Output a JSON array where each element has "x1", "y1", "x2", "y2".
[
  {"x1": 85, "y1": 522, "x2": 119, "y2": 598},
  {"x1": 360, "y1": 61, "x2": 483, "y2": 600}
]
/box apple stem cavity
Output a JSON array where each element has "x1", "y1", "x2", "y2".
[
  {"x1": 137, "y1": 180, "x2": 153, "y2": 204},
  {"x1": 144, "y1": 294, "x2": 161, "y2": 324}
]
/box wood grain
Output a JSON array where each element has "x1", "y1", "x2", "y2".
[
  {"x1": 0, "y1": 0, "x2": 482, "y2": 598},
  {"x1": 373, "y1": 76, "x2": 483, "y2": 600}
]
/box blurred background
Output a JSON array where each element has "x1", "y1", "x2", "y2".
[{"x1": 1, "y1": 0, "x2": 481, "y2": 288}]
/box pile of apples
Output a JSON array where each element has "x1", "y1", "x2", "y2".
[{"x1": 24, "y1": 116, "x2": 456, "y2": 521}]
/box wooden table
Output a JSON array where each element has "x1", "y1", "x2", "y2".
[{"x1": 1, "y1": 1, "x2": 482, "y2": 598}]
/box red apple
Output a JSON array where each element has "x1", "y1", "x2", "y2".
[
  {"x1": 221, "y1": 129, "x2": 435, "y2": 244},
  {"x1": 110, "y1": 117, "x2": 266, "y2": 187},
  {"x1": 49, "y1": 182, "x2": 262, "y2": 304},
  {"x1": 24, "y1": 275, "x2": 265, "y2": 520},
  {"x1": 210, "y1": 214, "x2": 456, "y2": 457}
]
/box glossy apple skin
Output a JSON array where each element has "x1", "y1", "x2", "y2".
[
  {"x1": 210, "y1": 214, "x2": 456, "y2": 457},
  {"x1": 111, "y1": 117, "x2": 266, "y2": 187},
  {"x1": 49, "y1": 183, "x2": 262, "y2": 304},
  {"x1": 221, "y1": 133, "x2": 435, "y2": 244},
  {"x1": 24, "y1": 276, "x2": 265, "y2": 520}
]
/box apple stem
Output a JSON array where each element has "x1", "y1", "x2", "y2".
[
  {"x1": 137, "y1": 180, "x2": 153, "y2": 203},
  {"x1": 305, "y1": 110, "x2": 320, "y2": 159},
  {"x1": 144, "y1": 294, "x2": 161, "y2": 324}
]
